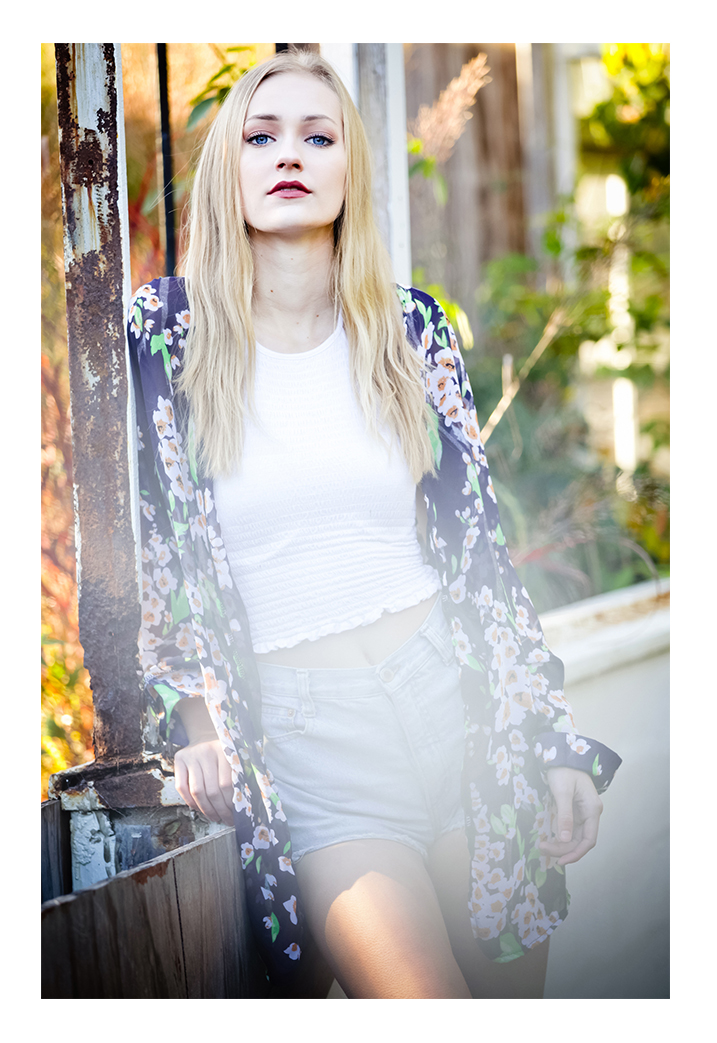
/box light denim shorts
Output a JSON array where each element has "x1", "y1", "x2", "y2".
[{"x1": 257, "y1": 596, "x2": 466, "y2": 863}]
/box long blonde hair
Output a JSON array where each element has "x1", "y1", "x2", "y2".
[{"x1": 178, "y1": 49, "x2": 435, "y2": 482}]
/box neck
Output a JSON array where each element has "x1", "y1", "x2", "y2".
[{"x1": 249, "y1": 228, "x2": 337, "y2": 351}]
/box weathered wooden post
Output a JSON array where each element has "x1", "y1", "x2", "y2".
[{"x1": 321, "y1": 43, "x2": 412, "y2": 286}]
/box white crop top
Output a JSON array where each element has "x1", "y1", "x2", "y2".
[{"x1": 213, "y1": 317, "x2": 441, "y2": 653}]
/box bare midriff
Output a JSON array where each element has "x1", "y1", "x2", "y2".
[{"x1": 254, "y1": 591, "x2": 440, "y2": 669}]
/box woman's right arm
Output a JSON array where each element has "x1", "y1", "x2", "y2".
[
  {"x1": 172, "y1": 699, "x2": 236, "y2": 827},
  {"x1": 127, "y1": 281, "x2": 235, "y2": 829}
]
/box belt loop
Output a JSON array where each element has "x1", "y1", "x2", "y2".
[{"x1": 297, "y1": 669, "x2": 316, "y2": 718}]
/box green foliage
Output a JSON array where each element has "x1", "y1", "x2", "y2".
[
  {"x1": 187, "y1": 46, "x2": 257, "y2": 128},
  {"x1": 581, "y1": 44, "x2": 669, "y2": 219},
  {"x1": 407, "y1": 136, "x2": 448, "y2": 206},
  {"x1": 442, "y1": 46, "x2": 670, "y2": 610}
]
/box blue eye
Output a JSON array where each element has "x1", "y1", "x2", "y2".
[
  {"x1": 247, "y1": 132, "x2": 272, "y2": 146},
  {"x1": 308, "y1": 134, "x2": 333, "y2": 147}
]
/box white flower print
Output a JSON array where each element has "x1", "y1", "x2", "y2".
[
  {"x1": 278, "y1": 856, "x2": 295, "y2": 874},
  {"x1": 450, "y1": 620, "x2": 472, "y2": 665},
  {"x1": 514, "y1": 603, "x2": 532, "y2": 636},
  {"x1": 473, "y1": 834, "x2": 491, "y2": 863},
  {"x1": 492, "y1": 600, "x2": 509, "y2": 623},
  {"x1": 140, "y1": 497, "x2": 155, "y2": 521},
  {"x1": 513, "y1": 773, "x2": 539, "y2": 810},
  {"x1": 508, "y1": 729, "x2": 528, "y2": 753},
  {"x1": 567, "y1": 734, "x2": 592, "y2": 756},
  {"x1": 488, "y1": 840, "x2": 506, "y2": 863},
  {"x1": 153, "y1": 396, "x2": 175, "y2": 437},
  {"x1": 283, "y1": 895, "x2": 299, "y2": 926},
  {"x1": 511, "y1": 884, "x2": 552, "y2": 949},
  {"x1": 141, "y1": 592, "x2": 166, "y2": 628},
  {"x1": 284, "y1": 943, "x2": 301, "y2": 960},
  {"x1": 449, "y1": 575, "x2": 466, "y2": 604},
  {"x1": 252, "y1": 824, "x2": 277, "y2": 849},
  {"x1": 536, "y1": 742, "x2": 558, "y2": 764},
  {"x1": 526, "y1": 646, "x2": 550, "y2": 665},
  {"x1": 209, "y1": 531, "x2": 233, "y2": 590},
  {"x1": 203, "y1": 486, "x2": 214, "y2": 517},
  {"x1": 465, "y1": 524, "x2": 481, "y2": 549},
  {"x1": 153, "y1": 566, "x2": 178, "y2": 595},
  {"x1": 189, "y1": 512, "x2": 208, "y2": 543},
  {"x1": 530, "y1": 671, "x2": 549, "y2": 697},
  {"x1": 494, "y1": 746, "x2": 511, "y2": 786},
  {"x1": 184, "y1": 579, "x2": 203, "y2": 616}
]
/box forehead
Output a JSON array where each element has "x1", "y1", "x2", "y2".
[{"x1": 245, "y1": 71, "x2": 343, "y2": 125}]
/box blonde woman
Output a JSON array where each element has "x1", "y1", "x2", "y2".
[{"x1": 128, "y1": 49, "x2": 621, "y2": 999}]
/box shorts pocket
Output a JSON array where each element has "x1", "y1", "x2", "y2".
[{"x1": 260, "y1": 694, "x2": 307, "y2": 744}]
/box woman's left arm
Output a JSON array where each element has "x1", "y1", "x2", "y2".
[
  {"x1": 407, "y1": 288, "x2": 622, "y2": 837},
  {"x1": 541, "y1": 766, "x2": 604, "y2": 865}
]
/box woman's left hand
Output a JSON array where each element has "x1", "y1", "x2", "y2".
[{"x1": 540, "y1": 767, "x2": 603, "y2": 866}]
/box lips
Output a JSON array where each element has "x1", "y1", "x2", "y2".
[{"x1": 269, "y1": 180, "x2": 310, "y2": 196}]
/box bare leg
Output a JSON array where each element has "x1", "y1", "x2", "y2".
[
  {"x1": 427, "y1": 829, "x2": 550, "y2": 999},
  {"x1": 293, "y1": 838, "x2": 472, "y2": 999}
]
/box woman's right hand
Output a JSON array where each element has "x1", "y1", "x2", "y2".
[{"x1": 174, "y1": 738, "x2": 236, "y2": 827}]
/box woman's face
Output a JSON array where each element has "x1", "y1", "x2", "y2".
[{"x1": 239, "y1": 71, "x2": 347, "y2": 240}]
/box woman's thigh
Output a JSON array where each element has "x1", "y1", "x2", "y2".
[
  {"x1": 427, "y1": 829, "x2": 550, "y2": 999},
  {"x1": 294, "y1": 838, "x2": 471, "y2": 999}
]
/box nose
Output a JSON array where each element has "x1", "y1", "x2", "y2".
[{"x1": 275, "y1": 136, "x2": 303, "y2": 172}]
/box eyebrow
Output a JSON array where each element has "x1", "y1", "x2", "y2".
[{"x1": 245, "y1": 113, "x2": 339, "y2": 125}]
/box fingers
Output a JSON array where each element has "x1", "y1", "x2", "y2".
[
  {"x1": 539, "y1": 768, "x2": 603, "y2": 866},
  {"x1": 557, "y1": 789, "x2": 602, "y2": 865},
  {"x1": 174, "y1": 740, "x2": 236, "y2": 827}
]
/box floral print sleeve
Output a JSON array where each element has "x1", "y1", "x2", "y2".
[{"x1": 399, "y1": 286, "x2": 621, "y2": 960}]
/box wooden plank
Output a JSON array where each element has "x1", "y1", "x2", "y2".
[
  {"x1": 41, "y1": 800, "x2": 72, "y2": 903},
  {"x1": 173, "y1": 829, "x2": 268, "y2": 998},
  {"x1": 42, "y1": 847, "x2": 186, "y2": 997}
]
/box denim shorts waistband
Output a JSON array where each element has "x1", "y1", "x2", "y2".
[{"x1": 256, "y1": 594, "x2": 452, "y2": 694}]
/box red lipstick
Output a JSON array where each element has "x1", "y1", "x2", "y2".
[{"x1": 269, "y1": 180, "x2": 310, "y2": 197}]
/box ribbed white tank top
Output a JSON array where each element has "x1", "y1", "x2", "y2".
[{"x1": 213, "y1": 318, "x2": 441, "y2": 653}]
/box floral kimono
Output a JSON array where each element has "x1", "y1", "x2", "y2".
[{"x1": 127, "y1": 276, "x2": 621, "y2": 984}]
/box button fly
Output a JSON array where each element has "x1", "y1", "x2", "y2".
[{"x1": 379, "y1": 667, "x2": 395, "y2": 683}]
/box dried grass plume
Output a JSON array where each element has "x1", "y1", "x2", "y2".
[{"x1": 410, "y1": 53, "x2": 492, "y2": 162}]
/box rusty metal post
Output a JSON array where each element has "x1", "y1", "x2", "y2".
[
  {"x1": 54, "y1": 44, "x2": 142, "y2": 764},
  {"x1": 50, "y1": 45, "x2": 224, "y2": 892}
]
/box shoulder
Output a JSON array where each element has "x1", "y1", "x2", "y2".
[
  {"x1": 396, "y1": 284, "x2": 444, "y2": 324},
  {"x1": 395, "y1": 284, "x2": 459, "y2": 361},
  {"x1": 129, "y1": 275, "x2": 189, "y2": 325}
]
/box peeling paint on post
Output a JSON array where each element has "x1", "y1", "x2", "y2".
[{"x1": 55, "y1": 44, "x2": 143, "y2": 762}]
